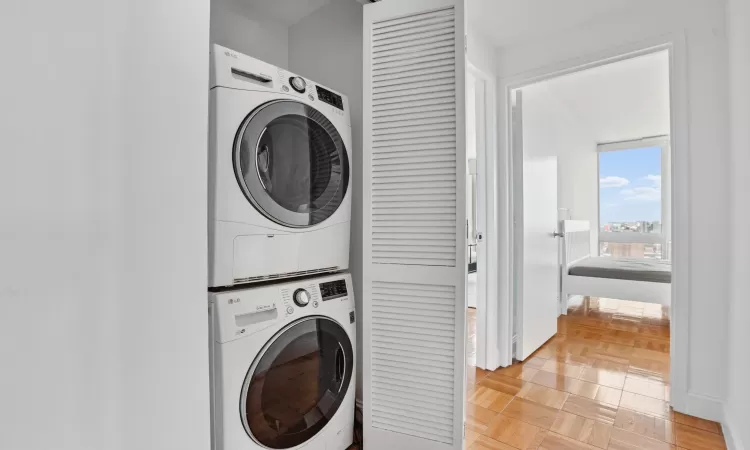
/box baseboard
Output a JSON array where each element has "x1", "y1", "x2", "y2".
[
  {"x1": 672, "y1": 390, "x2": 724, "y2": 422},
  {"x1": 723, "y1": 406, "x2": 746, "y2": 450}
]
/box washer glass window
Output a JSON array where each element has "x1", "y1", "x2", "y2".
[
  {"x1": 241, "y1": 317, "x2": 354, "y2": 449},
  {"x1": 235, "y1": 100, "x2": 349, "y2": 228}
]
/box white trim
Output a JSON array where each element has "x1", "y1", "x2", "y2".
[
  {"x1": 597, "y1": 135, "x2": 670, "y2": 152},
  {"x1": 467, "y1": 61, "x2": 500, "y2": 371},
  {"x1": 498, "y1": 33, "x2": 690, "y2": 412},
  {"x1": 676, "y1": 391, "x2": 726, "y2": 423},
  {"x1": 467, "y1": 61, "x2": 497, "y2": 370},
  {"x1": 723, "y1": 405, "x2": 747, "y2": 450}
]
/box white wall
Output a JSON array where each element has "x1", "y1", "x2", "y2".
[
  {"x1": 496, "y1": 0, "x2": 730, "y2": 417},
  {"x1": 0, "y1": 1, "x2": 211, "y2": 449},
  {"x1": 210, "y1": 0, "x2": 290, "y2": 67},
  {"x1": 726, "y1": 0, "x2": 750, "y2": 446},
  {"x1": 468, "y1": 30, "x2": 497, "y2": 76},
  {"x1": 288, "y1": 0, "x2": 364, "y2": 400}
]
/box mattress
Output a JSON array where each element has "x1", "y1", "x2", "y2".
[{"x1": 568, "y1": 257, "x2": 672, "y2": 283}]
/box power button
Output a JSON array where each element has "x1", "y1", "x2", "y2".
[
  {"x1": 312, "y1": 301, "x2": 319, "y2": 308},
  {"x1": 286, "y1": 306, "x2": 294, "y2": 315}
]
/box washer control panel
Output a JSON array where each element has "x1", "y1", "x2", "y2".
[{"x1": 210, "y1": 273, "x2": 353, "y2": 343}]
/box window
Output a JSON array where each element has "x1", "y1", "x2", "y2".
[{"x1": 598, "y1": 139, "x2": 670, "y2": 260}]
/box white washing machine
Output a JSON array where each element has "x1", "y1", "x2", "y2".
[
  {"x1": 209, "y1": 273, "x2": 356, "y2": 450},
  {"x1": 209, "y1": 45, "x2": 352, "y2": 288}
]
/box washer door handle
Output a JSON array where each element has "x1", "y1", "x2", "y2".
[{"x1": 335, "y1": 345, "x2": 345, "y2": 386}]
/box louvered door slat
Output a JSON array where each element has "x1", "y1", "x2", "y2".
[
  {"x1": 373, "y1": 52, "x2": 457, "y2": 74},
  {"x1": 374, "y1": 61, "x2": 455, "y2": 80},
  {"x1": 374, "y1": 110, "x2": 456, "y2": 126},
  {"x1": 373, "y1": 8, "x2": 455, "y2": 31},
  {"x1": 373, "y1": 163, "x2": 455, "y2": 173},
  {"x1": 364, "y1": 1, "x2": 466, "y2": 449}
]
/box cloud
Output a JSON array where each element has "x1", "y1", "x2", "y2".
[
  {"x1": 617, "y1": 175, "x2": 662, "y2": 202},
  {"x1": 645, "y1": 174, "x2": 662, "y2": 189},
  {"x1": 623, "y1": 186, "x2": 661, "y2": 202},
  {"x1": 600, "y1": 176, "x2": 630, "y2": 188}
]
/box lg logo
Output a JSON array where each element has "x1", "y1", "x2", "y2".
[{"x1": 228, "y1": 298, "x2": 240, "y2": 305}]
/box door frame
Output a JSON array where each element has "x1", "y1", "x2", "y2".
[
  {"x1": 496, "y1": 34, "x2": 691, "y2": 412},
  {"x1": 468, "y1": 60, "x2": 498, "y2": 371}
]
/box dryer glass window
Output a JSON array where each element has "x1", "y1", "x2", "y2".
[
  {"x1": 235, "y1": 100, "x2": 349, "y2": 228},
  {"x1": 241, "y1": 317, "x2": 353, "y2": 449}
]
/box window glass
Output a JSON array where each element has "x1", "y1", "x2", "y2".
[
  {"x1": 599, "y1": 146, "x2": 662, "y2": 233},
  {"x1": 599, "y1": 146, "x2": 664, "y2": 259}
]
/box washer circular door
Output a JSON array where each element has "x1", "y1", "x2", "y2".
[
  {"x1": 240, "y1": 316, "x2": 354, "y2": 449},
  {"x1": 234, "y1": 100, "x2": 350, "y2": 228}
]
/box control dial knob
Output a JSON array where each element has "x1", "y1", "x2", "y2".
[
  {"x1": 290, "y1": 76, "x2": 307, "y2": 93},
  {"x1": 293, "y1": 289, "x2": 311, "y2": 307}
]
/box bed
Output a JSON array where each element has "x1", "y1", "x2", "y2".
[{"x1": 560, "y1": 220, "x2": 671, "y2": 311}]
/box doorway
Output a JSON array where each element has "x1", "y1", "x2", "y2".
[
  {"x1": 497, "y1": 42, "x2": 695, "y2": 417},
  {"x1": 510, "y1": 49, "x2": 672, "y2": 358},
  {"x1": 466, "y1": 62, "x2": 496, "y2": 372}
]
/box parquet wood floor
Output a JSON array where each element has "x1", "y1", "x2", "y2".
[{"x1": 466, "y1": 297, "x2": 727, "y2": 450}]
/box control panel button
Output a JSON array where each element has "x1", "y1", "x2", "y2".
[
  {"x1": 282, "y1": 85, "x2": 289, "y2": 92},
  {"x1": 290, "y1": 76, "x2": 306, "y2": 93},
  {"x1": 293, "y1": 289, "x2": 311, "y2": 307},
  {"x1": 312, "y1": 301, "x2": 319, "y2": 308},
  {"x1": 286, "y1": 306, "x2": 294, "y2": 315}
]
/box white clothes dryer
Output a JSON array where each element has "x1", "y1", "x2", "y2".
[
  {"x1": 209, "y1": 45, "x2": 352, "y2": 288},
  {"x1": 209, "y1": 273, "x2": 356, "y2": 450}
]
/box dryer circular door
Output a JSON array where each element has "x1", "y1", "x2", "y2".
[
  {"x1": 234, "y1": 100, "x2": 350, "y2": 228},
  {"x1": 240, "y1": 316, "x2": 354, "y2": 449}
]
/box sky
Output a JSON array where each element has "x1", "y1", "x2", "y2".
[{"x1": 599, "y1": 146, "x2": 662, "y2": 224}]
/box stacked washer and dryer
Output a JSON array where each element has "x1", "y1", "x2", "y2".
[{"x1": 207, "y1": 45, "x2": 356, "y2": 450}]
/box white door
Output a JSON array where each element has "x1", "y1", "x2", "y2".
[
  {"x1": 363, "y1": 1, "x2": 468, "y2": 449},
  {"x1": 513, "y1": 90, "x2": 560, "y2": 361}
]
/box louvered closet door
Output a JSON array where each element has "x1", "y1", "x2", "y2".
[{"x1": 362, "y1": 1, "x2": 467, "y2": 449}]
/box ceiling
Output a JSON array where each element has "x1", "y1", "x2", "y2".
[
  {"x1": 468, "y1": 0, "x2": 635, "y2": 47},
  {"x1": 522, "y1": 50, "x2": 670, "y2": 154},
  {"x1": 238, "y1": 0, "x2": 333, "y2": 25}
]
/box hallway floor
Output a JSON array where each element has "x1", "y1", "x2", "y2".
[{"x1": 466, "y1": 297, "x2": 727, "y2": 450}]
